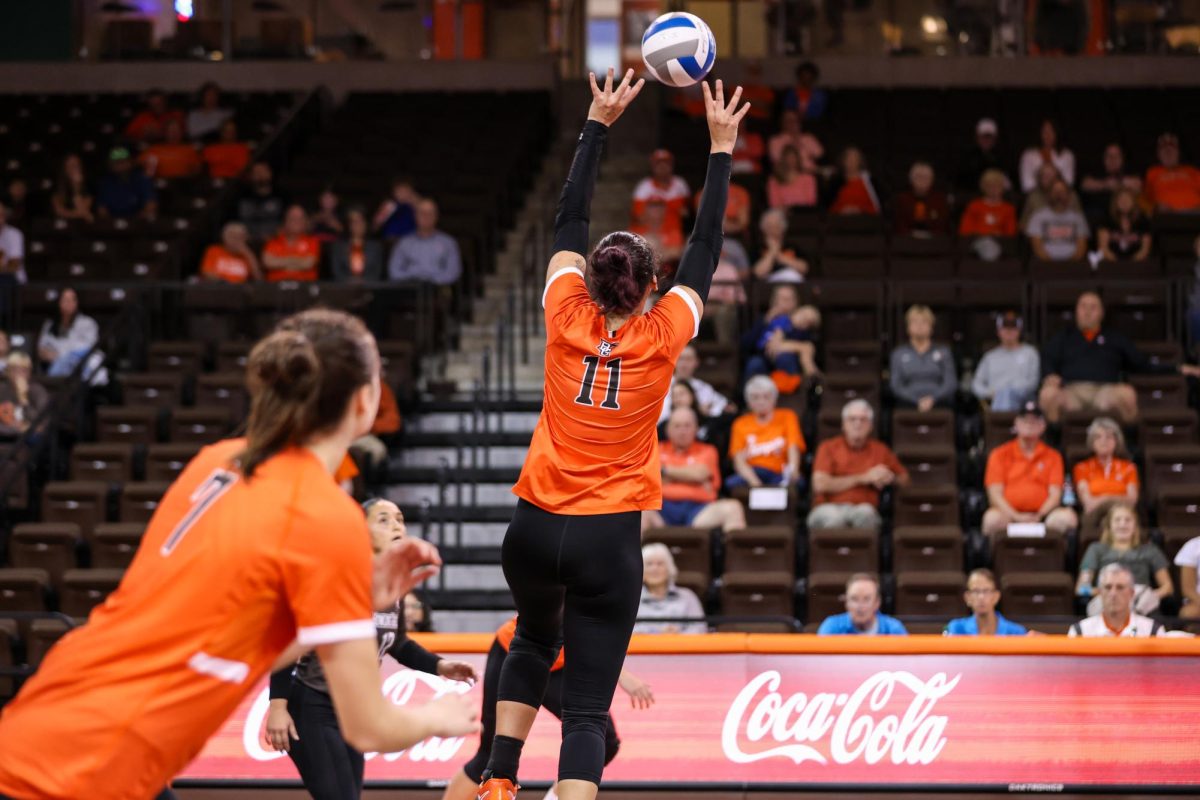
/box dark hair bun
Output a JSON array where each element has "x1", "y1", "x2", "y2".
[
  {"x1": 587, "y1": 232, "x2": 657, "y2": 315},
  {"x1": 249, "y1": 330, "x2": 320, "y2": 403}
]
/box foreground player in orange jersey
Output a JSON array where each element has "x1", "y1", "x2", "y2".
[
  {"x1": 475, "y1": 70, "x2": 749, "y2": 800},
  {"x1": 0, "y1": 309, "x2": 479, "y2": 800}
]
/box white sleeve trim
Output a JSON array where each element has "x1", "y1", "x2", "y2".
[
  {"x1": 542, "y1": 265, "x2": 585, "y2": 309},
  {"x1": 668, "y1": 286, "x2": 700, "y2": 339},
  {"x1": 297, "y1": 619, "x2": 377, "y2": 646}
]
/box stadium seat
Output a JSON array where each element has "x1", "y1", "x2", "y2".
[
  {"x1": 70, "y1": 443, "x2": 135, "y2": 483},
  {"x1": 725, "y1": 527, "x2": 795, "y2": 577},
  {"x1": 819, "y1": 373, "x2": 881, "y2": 411},
  {"x1": 895, "y1": 571, "x2": 965, "y2": 616},
  {"x1": 96, "y1": 406, "x2": 161, "y2": 445},
  {"x1": 1139, "y1": 408, "x2": 1199, "y2": 448},
  {"x1": 119, "y1": 482, "x2": 169, "y2": 524},
  {"x1": 991, "y1": 529, "x2": 1067, "y2": 576},
  {"x1": 806, "y1": 571, "x2": 853, "y2": 624},
  {"x1": 25, "y1": 618, "x2": 71, "y2": 669},
  {"x1": 807, "y1": 528, "x2": 879, "y2": 574},
  {"x1": 1157, "y1": 486, "x2": 1200, "y2": 527},
  {"x1": 895, "y1": 446, "x2": 957, "y2": 486},
  {"x1": 982, "y1": 410, "x2": 1017, "y2": 453},
  {"x1": 1131, "y1": 374, "x2": 1188, "y2": 410},
  {"x1": 1061, "y1": 410, "x2": 1098, "y2": 452},
  {"x1": 148, "y1": 342, "x2": 206, "y2": 375},
  {"x1": 892, "y1": 526, "x2": 964, "y2": 573},
  {"x1": 41, "y1": 482, "x2": 110, "y2": 542},
  {"x1": 215, "y1": 341, "x2": 252, "y2": 373},
  {"x1": 893, "y1": 485, "x2": 960, "y2": 527},
  {"x1": 891, "y1": 409, "x2": 955, "y2": 450},
  {"x1": 720, "y1": 571, "x2": 794, "y2": 620},
  {"x1": 815, "y1": 408, "x2": 844, "y2": 443},
  {"x1": 1143, "y1": 445, "x2": 1200, "y2": 501},
  {"x1": 9, "y1": 523, "x2": 81, "y2": 592},
  {"x1": 195, "y1": 373, "x2": 249, "y2": 421},
  {"x1": 644, "y1": 527, "x2": 712, "y2": 590},
  {"x1": 823, "y1": 340, "x2": 882, "y2": 374},
  {"x1": 0, "y1": 569, "x2": 50, "y2": 634},
  {"x1": 0, "y1": 618, "x2": 15, "y2": 697},
  {"x1": 120, "y1": 372, "x2": 186, "y2": 408},
  {"x1": 144, "y1": 443, "x2": 202, "y2": 482},
  {"x1": 169, "y1": 406, "x2": 231, "y2": 444},
  {"x1": 999, "y1": 572, "x2": 1074, "y2": 616},
  {"x1": 728, "y1": 486, "x2": 798, "y2": 528},
  {"x1": 184, "y1": 285, "x2": 248, "y2": 345},
  {"x1": 60, "y1": 569, "x2": 124, "y2": 619},
  {"x1": 91, "y1": 524, "x2": 146, "y2": 569}
]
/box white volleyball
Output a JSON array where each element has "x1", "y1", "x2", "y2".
[{"x1": 640, "y1": 12, "x2": 716, "y2": 88}]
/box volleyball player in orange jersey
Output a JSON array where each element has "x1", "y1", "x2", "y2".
[
  {"x1": 0, "y1": 309, "x2": 479, "y2": 800},
  {"x1": 476, "y1": 71, "x2": 749, "y2": 800}
]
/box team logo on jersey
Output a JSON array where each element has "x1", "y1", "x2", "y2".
[{"x1": 597, "y1": 339, "x2": 617, "y2": 357}]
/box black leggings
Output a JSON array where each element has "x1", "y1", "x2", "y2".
[
  {"x1": 286, "y1": 680, "x2": 363, "y2": 800},
  {"x1": 464, "y1": 641, "x2": 620, "y2": 783},
  {"x1": 497, "y1": 499, "x2": 642, "y2": 785}
]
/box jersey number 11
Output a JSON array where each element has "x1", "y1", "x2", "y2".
[{"x1": 575, "y1": 356, "x2": 621, "y2": 410}]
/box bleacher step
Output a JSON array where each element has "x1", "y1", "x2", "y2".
[
  {"x1": 388, "y1": 482, "x2": 518, "y2": 507},
  {"x1": 408, "y1": 411, "x2": 540, "y2": 434},
  {"x1": 395, "y1": 445, "x2": 530, "y2": 469}
]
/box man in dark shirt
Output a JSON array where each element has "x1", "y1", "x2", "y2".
[
  {"x1": 1039, "y1": 291, "x2": 1200, "y2": 423},
  {"x1": 96, "y1": 147, "x2": 157, "y2": 221},
  {"x1": 956, "y1": 118, "x2": 1007, "y2": 197}
]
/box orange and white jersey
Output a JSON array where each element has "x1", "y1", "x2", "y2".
[
  {"x1": 513, "y1": 266, "x2": 698, "y2": 515},
  {"x1": 0, "y1": 439, "x2": 374, "y2": 800}
]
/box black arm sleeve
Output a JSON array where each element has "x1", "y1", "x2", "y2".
[
  {"x1": 552, "y1": 120, "x2": 609, "y2": 256},
  {"x1": 388, "y1": 630, "x2": 443, "y2": 675},
  {"x1": 268, "y1": 666, "x2": 293, "y2": 701},
  {"x1": 673, "y1": 153, "x2": 732, "y2": 304}
]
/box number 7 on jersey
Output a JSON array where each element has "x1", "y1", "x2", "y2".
[{"x1": 575, "y1": 356, "x2": 622, "y2": 410}]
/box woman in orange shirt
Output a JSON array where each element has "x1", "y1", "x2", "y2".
[
  {"x1": 1073, "y1": 416, "x2": 1139, "y2": 536},
  {"x1": 0, "y1": 309, "x2": 478, "y2": 800},
  {"x1": 476, "y1": 73, "x2": 748, "y2": 800},
  {"x1": 959, "y1": 169, "x2": 1017, "y2": 238},
  {"x1": 828, "y1": 146, "x2": 880, "y2": 215},
  {"x1": 141, "y1": 118, "x2": 202, "y2": 180},
  {"x1": 202, "y1": 119, "x2": 251, "y2": 179},
  {"x1": 200, "y1": 221, "x2": 262, "y2": 283}
]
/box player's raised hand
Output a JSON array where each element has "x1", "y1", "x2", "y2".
[
  {"x1": 588, "y1": 67, "x2": 646, "y2": 127},
  {"x1": 703, "y1": 79, "x2": 751, "y2": 155},
  {"x1": 373, "y1": 537, "x2": 442, "y2": 611}
]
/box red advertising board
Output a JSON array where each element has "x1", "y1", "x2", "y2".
[{"x1": 177, "y1": 636, "x2": 1200, "y2": 791}]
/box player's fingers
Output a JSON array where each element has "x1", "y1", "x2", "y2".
[
  {"x1": 616, "y1": 67, "x2": 635, "y2": 95},
  {"x1": 733, "y1": 101, "x2": 752, "y2": 123},
  {"x1": 410, "y1": 564, "x2": 440, "y2": 585},
  {"x1": 701, "y1": 81, "x2": 714, "y2": 112},
  {"x1": 725, "y1": 85, "x2": 744, "y2": 115},
  {"x1": 588, "y1": 71, "x2": 600, "y2": 97},
  {"x1": 714, "y1": 78, "x2": 724, "y2": 107},
  {"x1": 622, "y1": 78, "x2": 646, "y2": 107},
  {"x1": 289, "y1": 721, "x2": 299, "y2": 740},
  {"x1": 604, "y1": 66, "x2": 615, "y2": 94}
]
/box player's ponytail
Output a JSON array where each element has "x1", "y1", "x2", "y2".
[
  {"x1": 587, "y1": 231, "x2": 657, "y2": 316},
  {"x1": 238, "y1": 308, "x2": 379, "y2": 479}
]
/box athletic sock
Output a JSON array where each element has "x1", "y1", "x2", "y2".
[{"x1": 485, "y1": 735, "x2": 526, "y2": 783}]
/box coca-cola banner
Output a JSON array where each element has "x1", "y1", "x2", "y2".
[{"x1": 179, "y1": 642, "x2": 1200, "y2": 790}]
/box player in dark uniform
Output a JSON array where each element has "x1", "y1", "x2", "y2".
[{"x1": 266, "y1": 498, "x2": 478, "y2": 800}]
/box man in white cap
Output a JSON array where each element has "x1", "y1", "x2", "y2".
[{"x1": 957, "y1": 117, "x2": 1007, "y2": 196}]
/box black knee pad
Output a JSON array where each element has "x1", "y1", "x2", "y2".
[
  {"x1": 603, "y1": 734, "x2": 621, "y2": 766},
  {"x1": 499, "y1": 630, "x2": 562, "y2": 708},
  {"x1": 558, "y1": 710, "x2": 609, "y2": 785}
]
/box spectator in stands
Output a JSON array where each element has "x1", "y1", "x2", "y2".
[
  {"x1": 1019, "y1": 119, "x2": 1075, "y2": 193},
  {"x1": 237, "y1": 162, "x2": 286, "y2": 244},
  {"x1": 387, "y1": 199, "x2": 462, "y2": 286},
  {"x1": 1039, "y1": 291, "x2": 1200, "y2": 424},
  {"x1": 1025, "y1": 178, "x2": 1088, "y2": 262},
  {"x1": 739, "y1": 60, "x2": 776, "y2": 121},
  {"x1": 730, "y1": 124, "x2": 767, "y2": 177},
  {"x1": 817, "y1": 573, "x2": 907, "y2": 636},
  {"x1": 659, "y1": 345, "x2": 730, "y2": 425},
  {"x1": 643, "y1": 407, "x2": 746, "y2": 535},
  {"x1": 630, "y1": 201, "x2": 684, "y2": 265},
  {"x1": 767, "y1": 146, "x2": 818, "y2": 211},
  {"x1": 350, "y1": 381, "x2": 401, "y2": 474},
  {"x1": 140, "y1": 118, "x2": 201, "y2": 180},
  {"x1": 200, "y1": 221, "x2": 261, "y2": 284},
  {"x1": 96, "y1": 147, "x2": 157, "y2": 221},
  {"x1": 634, "y1": 542, "x2": 706, "y2": 634},
  {"x1": 828, "y1": 147, "x2": 880, "y2": 216},
  {"x1": 956, "y1": 118, "x2": 1005, "y2": 197},
  {"x1": 1073, "y1": 420, "x2": 1138, "y2": 526},
  {"x1": 808, "y1": 399, "x2": 909, "y2": 531},
  {"x1": 959, "y1": 169, "x2": 1018, "y2": 252},
  {"x1": 2, "y1": 178, "x2": 30, "y2": 230},
  {"x1": 768, "y1": 109, "x2": 823, "y2": 172},
  {"x1": 37, "y1": 288, "x2": 99, "y2": 377},
  {"x1": 705, "y1": 238, "x2": 750, "y2": 344},
  {"x1": 981, "y1": 401, "x2": 1077, "y2": 543},
  {"x1": 186, "y1": 81, "x2": 232, "y2": 142},
  {"x1": 1080, "y1": 143, "x2": 1142, "y2": 221},
  {"x1": 751, "y1": 209, "x2": 809, "y2": 283},
  {"x1": 632, "y1": 149, "x2": 690, "y2": 239},
  {"x1": 1076, "y1": 503, "x2": 1171, "y2": 616},
  {"x1": 125, "y1": 89, "x2": 185, "y2": 142},
  {"x1": 782, "y1": 61, "x2": 828, "y2": 120},
  {"x1": 373, "y1": 177, "x2": 420, "y2": 242},
  {"x1": 0, "y1": 331, "x2": 10, "y2": 372},
  {"x1": 261, "y1": 204, "x2": 320, "y2": 282},
  {"x1": 403, "y1": 592, "x2": 433, "y2": 633},
  {"x1": 0, "y1": 203, "x2": 25, "y2": 285},
  {"x1": 889, "y1": 305, "x2": 956, "y2": 412},
  {"x1": 743, "y1": 287, "x2": 819, "y2": 390},
  {"x1": 1020, "y1": 162, "x2": 1081, "y2": 230},
  {"x1": 1144, "y1": 132, "x2": 1200, "y2": 213},
  {"x1": 310, "y1": 188, "x2": 345, "y2": 241},
  {"x1": 660, "y1": 381, "x2": 713, "y2": 443},
  {"x1": 1098, "y1": 187, "x2": 1152, "y2": 262},
  {"x1": 51, "y1": 154, "x2": 95, "y2": 224},
  {"x1": 727, "y1": 375, "x2": 805, "y2": 490},
  {"x1": 1069, "y1": 563, "x2": 1165, "y2": 637},
  {"x1": 695, "y1": 181, "x2": 750, "y2": 239},
  {"x1": 972, "y1": 310, "x2": 1040, "y2": 411},
  {"x1": 945, "y1": 568, "x2": 1028, "y2": 636},
  {"x1": 202, "y1": 119, "x2": 251, "y2": 179},
  {"x1": 1174, "y1": 535, "x2": 1200, "y2": 620},
  {"x1": 893, "y1": 161, "x2": 950, "y2": 237},
  {"x1": 331, "y1": 207, "x2": 384, "y2": 282},
  {"x1": 0, "y1": 351, "x2": 48, "y2": 439}
]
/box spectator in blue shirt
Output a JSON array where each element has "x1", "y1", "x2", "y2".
[
  {"x1": 945, "y1": 568, "x2": 1029, "y2": 636},
  {"x1": 817, "y1": 573, "x2": 907, "y2": 635},
  {"x1": 95, "y1": 147, "x2": 157, "y2": 221},
  {"x1": 387, "y1": 199, "x2": 462, "y2": 286},
  {"x1": 782, "y1": 61, "x2": 828, "y2": 121}
]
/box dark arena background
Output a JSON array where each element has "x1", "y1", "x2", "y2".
[{"x1": 1, "y1": 1, "x2": 1200, "y2": 798}]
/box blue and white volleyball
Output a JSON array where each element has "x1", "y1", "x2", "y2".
[{"x1": 640, "y1": 12, "x2": 716, "y2": 88}]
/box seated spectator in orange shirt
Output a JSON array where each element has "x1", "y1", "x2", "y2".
[
  {"x1": 261, "y1": 204, "x2": 321, "y2": 282},
  {"x1": 893, "y1": 161, "x2": 950, "y2": 237},
  {"x1": 1144, "y1": 132, "x2": 1200, "y2": 213},
  {"x1": 768, "y1": 109, "x2": 823, "y2": 172},
  {"x1": 642, "y1": 408, "x2": 746, "y2": 535},
  {"x1": 959, "y1": 169, "x2": 1018, "y2": 238},
  {"x1": 200, "y1": 222, "x2": 261, "y2": 284},
  {"x1": 140, "y1": 119, "x2": 201, "y2": 180},
  {"x1": 807, "y1": 399, "x2": 908, "y2": 531},
  {"x1": 1073, "y1": 416, "x2": 1139, "y2": 530},
  {"x1": 350, "y1": 381, "x2": 401, "y2": 472},
  {"x1": 202, "y1": 119, "x2": 251, "y2": 179},
  {"x1": 731, "y1": 128, "x2": 767, "y2": 176},
  {"x1": 726, "y1": 375, "x2": 806, "y2": 490},
  {"x1": 630, "y1": 201, "x2": 684, "y2": 265},
  {"x1": 828, "y1": 147, "x2": 881, "y2": 215},
  {"x1": 125, "y1": 89, "x2": 186, "y2": 142},
  {"x1": 695, "y1": 181, "x2": 751, "y2": 239},
  {"x1": 738, "y1": 60, "x2": 776, "y2": 122},
  {"x1": 767, "y1": 146, "x2": 819, "y2": 210},
  {"x1": 982, "y1": 401, "x2": 1078, "y2": 543},
  {"x1": 632, "y1": 150, "x2": 690, "y2": 238}
]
